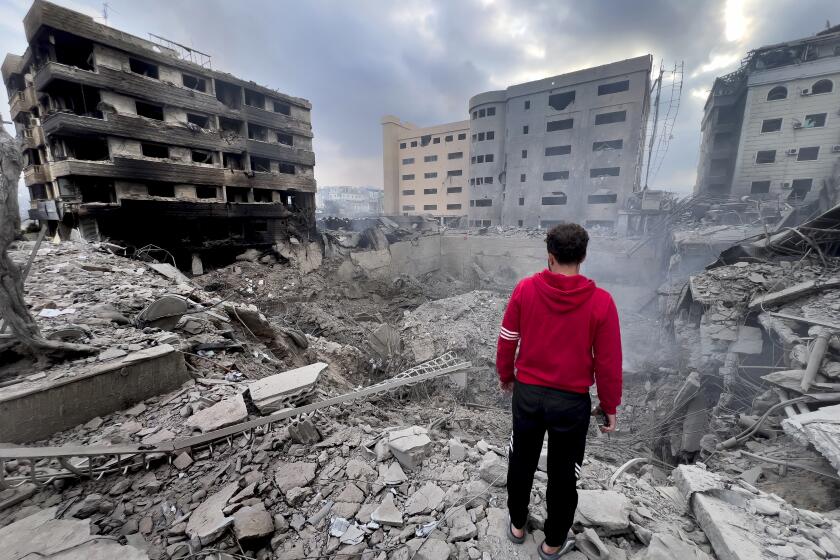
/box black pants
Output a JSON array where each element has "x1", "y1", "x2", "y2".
[{"x1": 507, "y1": 380, "x2": 590, "y2": 547}]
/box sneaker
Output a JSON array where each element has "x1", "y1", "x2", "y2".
[
  {"x1": 537, "y1": 533, "x2": 575, "y2": 559},
  {"x1": 506, "y1": 514, "x2": 526, "y2": 545}
]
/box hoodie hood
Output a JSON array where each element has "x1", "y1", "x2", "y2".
[{"x1": 533, "y1": 269, "x2": 596, "y2": 313}]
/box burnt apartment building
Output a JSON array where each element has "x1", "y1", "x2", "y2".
[{"x1": 2, "y1": 0, "x2": 315, "y2": 266}]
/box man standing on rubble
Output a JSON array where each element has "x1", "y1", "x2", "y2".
[{"x1": 497, "y1": 223, "x2": 622, "y2": 559}]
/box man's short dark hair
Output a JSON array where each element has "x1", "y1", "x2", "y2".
[{"x1": 546, "y1": 223, "x2": 588, "y2": 264}]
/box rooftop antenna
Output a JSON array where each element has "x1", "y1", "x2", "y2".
[{"x1": 102, "y1": 2, "x2": 109, "y2": 25}]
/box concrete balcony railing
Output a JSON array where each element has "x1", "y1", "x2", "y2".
[
  {"x1": 8, "y1": 87, "x2": 36, "y2": 118},
  {"x1": 23, "y1": 164, "x2": 48, "y2": 185}
]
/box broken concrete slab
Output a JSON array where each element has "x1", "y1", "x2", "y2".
[
  {"x1": 730, "y1": 326, "x2": 763, "y2": 354},
  {"x1": 672, "y1": 465, "x2": 724, "y2": 506},
  {"x1": 135, "y1": 295, "x2": 189, "y2": 331},
  {"x1": 274, "y1": 461, "x2": 318, "y2": 493},
  {"x1": 368, "y1": 323, "x2": 401, "y2": 358},
  {"x1": 405, "y1": 481, "x2": 445, "y2": 515},
  {"x1": 692, "y1": 491, "x2": 765, "y2": 560},
  {"x1": 387, "y1": 426, "x2": 432, "y2": 470},
  {"x1": 233, "y1": 503, "x2": 274, "y2": 541},
  {"x1": 637, "y1": 533, "x2": 712, "y2": 560},
  {"x1": 448, "y1": 438, "x2": 467, "y2": 462},
  {"x1": 370, "y1": 492, "x2": 403, "y2": 527},
  {"x1": 0, "y1": 483, "x2": 37, "y2": 513},
  {"x1": 479, "y1": 451, "x2": 507, "y2": 486},
  {"x1": 147, "y1": 262, "x2": 191, "y2": 285},
  {"x1": 248, "y1": 363, "x2": 327, "y2": 413},
  {"x1": 186, "y1": 482, "x2": 239, "y2": 546},
  {"x1": 447, "y1": 506, "x2": 478, "y2": 542},
  {"x1": 574, "y1": 490, "x2": 630, "y2": 531},
  {"x1": 382, "y1": 461, "x2": 408, "y2": 486},
  {"x1": 185, "y1": 394, "x2": 248, "y2": 433},
  {"x1": 783, "y1": 403, "x2": 840, "y2": 476}
]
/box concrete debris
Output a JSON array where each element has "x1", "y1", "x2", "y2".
[
  {"x1": 370, "y1": 492, "x2": 403, "y2": 527},
  {"x1": 382, "y1": 461, "x2": 408, "y2": 486},
  {"x1": 782, "y1": 403, "x2": 840, "y2": 476},
  {"x1": 405, "y1": 482, "x2": 445, "y2": 515},
  {"x1": 574, "y1": 490, "x2": 631, "y2": 531},
  {"x1": 638, "y1": 533, "x2": 712, "y2": 560},
  {"x1": 233, "y1": 503, "x2": 274, "y2": 541},
  {"x1": 185, "y1": 482, "x2": 239, "y2": 546},
  {"x1": 387, "y1": 426, "x2": 432, "y2": 470},
  {"x1": 248, "y1": 362, "x2": 327, "y2": 413},
  {"x1": 184, "y1": 393, "x2": 248, "y2": 433},
  {"x1": 478, "y1": 451, "x2": 507, "y2": 486},
  {"x1": 274, "y1": 461, "x2": 318, "y2": 493}
]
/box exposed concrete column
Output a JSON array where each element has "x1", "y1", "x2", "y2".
[{"x1": 801, "y1": 327, "x2": 831, "y2": 393}]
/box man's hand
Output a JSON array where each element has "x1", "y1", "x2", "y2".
[
  {"x1": 591, "y1": 405, "x2": 617, "y2": 433},
  {"x1": 499, "y1": 380, "x2": 514, "y2": 394}
]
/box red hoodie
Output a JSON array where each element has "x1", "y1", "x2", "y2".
[{"x1": 496, "y1": 270, "x2": 623, "y2": 414}]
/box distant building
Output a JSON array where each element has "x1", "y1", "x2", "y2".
[
  {"x1": 696, "y1": 25, "x2": 840, "y2": 203},
  {"x1": 381, "y1": 116, "x2": 470, "y2": 225},
  {"x1": 468, "y1": 56, "x2": 652, "y2": 229},
  {"x1": 316, "y1": 186, "x2": 382, "y2": 217}
]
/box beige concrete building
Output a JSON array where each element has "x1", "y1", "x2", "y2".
[{"x1": 381, "y1": 116, "x2": 469, "y2": 224}]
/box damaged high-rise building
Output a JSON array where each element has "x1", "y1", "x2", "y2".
[{"x1": 2, "y1": 0, "x2": 316, "y2": 266}]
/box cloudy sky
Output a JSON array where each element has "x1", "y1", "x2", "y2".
[{"x1": 2, "y1": 0, "x2": 838, "y2": 198}]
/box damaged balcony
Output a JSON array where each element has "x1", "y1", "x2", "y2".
[{"x1": 8, "y1": 83, "x2": 37, "y2": 118}]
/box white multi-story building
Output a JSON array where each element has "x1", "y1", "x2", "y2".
[{"x1": 316, "y1": 186, "x2": 382, "y2": 217}]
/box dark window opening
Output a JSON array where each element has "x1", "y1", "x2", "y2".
[
  {"x1": 797, "y1": 146, "x2": 819, "y2": 161},
  {"x1": 402, "y1": 189, "x2": 415, "y2": 195},
  {"x1": 402, "y1": 158, "x2": 414, "y2": 165},
  {"x1": 50, "y1": 31, "x2": 94, "y2": 70},
  {"x1": 399, "y1": 143, "x2": 406, "y2": 149},
  {"x1": 750, "y1": 181, "x2": 770, "y2": 194},
  {"x1": 79, "y1": 181, "x2": 116, "y2": 203},
  {"x1": 478, "y1": 132, "x2": 485, "y2": 141},
  {"x1": 523, "y1": 125, "x2": 529, "y2": 134},
  {"x1": 717, "y1": 106, "x2": 738, "y2": 124},
  {"x1": 548, "y1": 91, "x2": 576, "y2": 110},
  {"x1": 587, "y1": 193, "x2": 618, "y2": 204},
  {"x1": 135, "y1": 101, "x2": 164, "y2": 121},
  {"x1": 520, "y1": 174, "x2": 526, "y2": 182},
  {"x1": 273, "y1": 101, "x2": 291, "y2": 115},
  {"x1": 595, "y1": 111, "x2": 626, "y2": 125},
  {"x1": 196, "y1": 186, "x2": 217, "y2": 199},
  {"x1": 590, "y1": 167, "x2": 620, "y2": 178},
  {"x1": 447, "y1": 170, "x2": 463, "y2": 177},
  {"x1": 448, "y1": 152, "x2": 463, "y2": 159},
  {"x1": 63, "y1": 136, "x2": 109, "y2": 160},
  {"x1": 424, "y1": 204, "x2": 437, "y2": 211},
  {"x1": 447, "y1": 203, "x2": 462, "y2": 210},
  {"x1": 187, "y1": 113, "x2": 210, "y2": 128},
  {"x1": 767, "y1": 86, "x2": 787, "y2": 100},
  {"x1": 542, "y1": 195, "x2": 567, "y2": 205},
  {"x1": 761, "y1": 118, "x2": 782, "y2": 133},
  {"x1": 756, "y1": 150, "x2": 776, "y2": 164},
  {"x1": 457, "y1": 133, "x2": 466, "y2": 140},
  {"x1": 251, "y1": 221, "x2": 268, "y2": 232},
  {"x1": 253, "y1": 188, "x2": 273, "y2": 202},
  {"x1": 45, "y1": 81, "x2": 102, "y2": 118},
  {"x1": 445, "y1": 135, "x2": 453, "y2": 142},
  {"x1": 487, "y1": 107, "x2": 496, "y2": 116},
  {"x1": 251, "y1": 156, "x2": 271, "y2": 173},
  {"x1": 226, "y1": 186, "x2": 249, "y2": 202},
  {"x1": 518, "y1": 220, "x2": 523, "y2": 226},
  {"x1": 804, "y1": 113, "x2": 826, "y2": 128},
  {"x1": 219, "y1": 117, "x2": 243, "y2": 135},
  {"x1": 421, "y1": 135, "x2": 432, "y2": 147},
  {"x1": 485, "y1": 154, "x2": 494, "y2": 163},
  {"x1": 487, "y1": 131, "x2": 495, "y2": 140},
  {"x1": 192, "y1": 149, "x2": 213, "y2": 164},
  {"x1": 433, "y1": 137, "x2": 441, "y2": 144},
  {"x1": 141, "y1": 143, "x2": 169, "y2": 159},
  {"x1": 424, "y1": 155, "x2": 438, "y2": 162},
  {"x1": 598, "y1": 80, "x2": 629, "y2": 95},
  {"x1": 518, "y1": 197, "x2": 524, "y2": 206},
  {"x1": 215, "y1": 80, "x2": 242, "y2": 110},
  {"x1": 475, "y1": 199, "x2": 492, "y2": 207},
  {"x1": 147, "y1": 182, "x2": 175, "y2": 197},
  {"x1": 182, "y1": 74, "x2": 207, "y2": 92},
  {"x1": 547, "y1": 118, "x2": 573, "y2": 132},
  {"x1": 522, "y1": 149, "x2": 528, "y2": 158},
  {"x1": 410, "y1": 141, "x2": 418, "y2": 147},
  {"x1": 425, "y1": 172, "x2": 437, "y2": 179},
  {"x1": 277, "y1": 132, "x2": 293, "y2": 146},
  {"x1": 223, "y1": 152, "x2": 243, "y2": 170},
  {"x1": 484, "y1": 177, "x2": 493, "y2": 184},
  {"x1": 424, "y1": 188, "x2": 438, "y2": 195},
  {"x1": 545, "y1": 145, "x2": 572, "y2": 156},
  {"x1": 447, "y1": 187, "x2": 462, "y2": 193},
  {"x1": 29, "y1": 184, "x2": 48, "y2": 200},
  {"x1": 129, "y1": 58, "x2": 158, "y2": 79},
  {"x1": 478, "y1": 109, "x2": 486, "y2": 118},
  {"x1": 248, "y1": 123, "x2": 268, "y2": 141},
  {"x1": 812, "y1": 79, "x2": 833, "y2": 94},
  {"x1": 278, "y1": 162, "x2": 296, "y2": 174},
  {"x1": 244, "y1": 89, "x2": 265, "y2": 108},
  {"x1": 593, "y1": 139, "x2": 623, "y2": 151},
  {"x1": 402, "y1": 205, "x2": 415, "y2": 211},
  {"x1": 23, "y1": 149, "x2": 41, "y2": 166},
  {"x1": 790, "y1": 178, "x2": 812, "y2": 199},
  {"x1": 543, "y1": 171, "x2": 569, "y2": 181},
  {"x1": 402, "y1": 174, "x2": 415, "y2": 180}
]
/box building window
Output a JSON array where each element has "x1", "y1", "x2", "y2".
[
  {"x1": 547, "y1": 119, "x2": 573, "y2": 132},
  {"x1": 447, "y1": 187, "x2": 462, "y2": 193},
  {"x1": 548, "y1": 91, "x2": 576, "y2": 110},
  {"x1": 400, "y1": 142, "x2": 407, "y2": 149},
  {"x1": 595, "y1": 111, "x2": 626, "y2": 125},
  {"x1": 447, "y1": 170, "x2": 463, "y2": 177},
  {"x1": 147, "y1": 183, "x2": 174, "y2": 197},
  {"x1": 277, "y1": 132, "x2": 293, "y2": 146},
  {"x1": 542, "y1": 195, "x2": 567, "y2": 205},
  {"x1": 129, "y1": 58, "x2": 159, "y2": 79},
  {"x1": 812, "y1": 79, "x2": 833, "y2": 95},
  {"x1": 755, "y1": 150, "x2": 776, "y2": 164},
  {"x1": 410, "y1": 141, "x2": 418, "y2": 147},
  {"x1": 518, "y1": 220, "x2": 523, "y2": 227},
  {"x1": 424, "y1": 188, "x2": 438, "y2": 195},
  {"x1": 545, "y1": 145, "x2": 572, "y2": 156},
  {"x1": 477, "y1": 155, "x2": 484, "y2": 163},
  {"x1": 487, "y1": 107, "x2": 496, "y2": 116},
  {"x1": 487, "y1": 131, "x2": 495, "y2": 140},
  {"x1": 598, "y1": 80, "x2": 629, "y2": 95},
  {"x1": 478, "y1": 109, "x2": 486, "y2": 118},
  {"x1": 448, "y1": 152, "x2": 463, "y2": 159},
  {"x1": 402, "y1": 158, "x2": 415, "y2": 165},
  {"x1": 421, "y1": 135, "x2": 431, "y2": 146},
  {"x1": 445, "y1": 135, "x2": 453, "y2": 142},
  {"x1": 750, "y1": 181, "x2": 770, "y2": 194},
  {"x1": 136, "y1": 101, "x2": 164, "y2": 120},
  {"x1": 141, "y1": 143, "x2": 168, "y2": 159},
  {"x1": 182, "y1": 74, "x2": 206, "y2": 92},
  {"x1": 244, "y1": 89, "x2": 265, "y2": 108},
  {"x1": 424, "y1": 172, "x2": 438, "y2": 179},
  {"x1": 447, "y1": 203, "x2": 462, "y2": 210},
  {"x1": 196, "y1": 186, "x2": 217, "y2": 199},
  {"x1": 543, "y1": 171, "x2": 569, "y2": 181},
  {"x1": 425, "y1": 155, "x2": 438, "y2": 162},
  {"x1": 402, "y1": 174, "x2": 415, "y2": 180},
  {"x1": 478, "y1": 133, "x2": 485, "y2": 141},
  {"x1": 471, "y1": 156, "x2": 476, "y2": 164},
  {"x1": 522, "y1": 149, "x2": 528, "y2": 159},
  {"x1": 476, "y1": 177, "x2": 483, "y2": 185},
  {"x1": 485, "y1": 154, "x2": 494, "y2": 163},
  {"x1": 402, "y1": 189, "x2": 415, "y2": 195},
  {"x1": 187, "y1": 113, "x2": 210, "y2": 128},
  {"x1": 458, "y1": 133, "x2": 466, "y2": 140},
  {"x1": 485, "y1": 177, "x2": 494, "y2": 184},
  {"x1": 761, "y1": 118, "x2": 782, "y2": 133},
  {"x1": 523, "y1": 125, "x2": 529, "y2": 135},
  {"x1": 475, "y1": 199, "x2": 492, "y2": 207},
  {"x1": 278, "y1": 162, "x2": 295, "y2": 174},
  {"x1": 767, "y1": 86, "x2": 787, "y2": 101},
  {"x1": 470, "y1": 200, "x2": 475, "y2": 206},
  {"x1": 790, "y1": 178, "x2": 813, "y2": 199},
  {"x1": 273, "y1": 101, "x2": 291, "y2": 115},
  {"x1": 804, "y1": 113, "x2": 827, "y2": 128},
  {"x1": 590, "y1": 167, "x2": 620, "y2": 178},
  {"x1": 593, "y1": 139, "x2": 623, "y2": 151},
  {"x1": 797, "y1": 146, "x2": 819, "y2": 161},
  {"x1": 520, "y1": 174, "x2": 526, "y2": 182},
  {"x1": 713, "y1": 132, "x2": 731, "y2": 148},
  {"x1": 587, "y1": 193, "x2": 618, "y2": 204},
  {"x1": 524, "y1": 100, "x2": 531, "y2": 110},
  {"x1": 433, "y1": 137, "x2": 441, "y2": 144},
  {"x1": 472, "y1": 111, "x2": 478, "y2": 119},
  {"x1": 403, "y1": 205, "x2": 415, "y2": 211},
  {"x1": 518, "y1": 197, "x2": 524, "y2": 206},
  {"x1": 470, "y1": 178, "x2": 475, "y2": 185}
]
